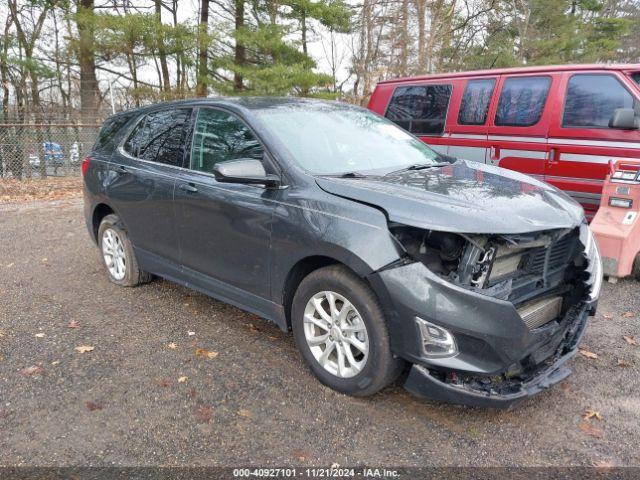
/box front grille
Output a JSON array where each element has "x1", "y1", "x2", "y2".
[{"x1": 525, "y1": 233, "x2": 574, "y2": 275}]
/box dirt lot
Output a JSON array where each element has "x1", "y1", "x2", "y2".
[{"x1": 0, "y1": 199, "x2": 639, "y2": 468}]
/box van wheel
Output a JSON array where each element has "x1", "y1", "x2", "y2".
[
  {"x1": 291, "y1": 265, "x2": 405, "y2": 396},
  {"x1": 98, "y1": 214, "x2": 152, "y2": 287},
  {"x1": 633, "y1": 254, "x2": 640, "y2": 281}
]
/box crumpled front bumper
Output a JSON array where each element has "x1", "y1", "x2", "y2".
[{"x1": 403, "y1": 305, "x2": 589, "y2": 409}]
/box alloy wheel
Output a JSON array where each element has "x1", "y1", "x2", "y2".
[{"x1": 102, "y1": 228, "x2": 126, "y2": 281}]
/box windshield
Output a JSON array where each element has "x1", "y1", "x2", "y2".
[{"x1": 254, "y1": 104, "x2": 443, "y2": 175}]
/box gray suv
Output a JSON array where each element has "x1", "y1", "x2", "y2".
[{"x1": 83, "y1": 97, "x2": 602, "y2": 408}]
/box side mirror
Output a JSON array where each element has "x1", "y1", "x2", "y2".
[
  {"x1": 609, "y1": 108, "x2": 639, "y2": 130},
  {"x1": 213, "y1": 158, "x2": 280, "y2": 188}
]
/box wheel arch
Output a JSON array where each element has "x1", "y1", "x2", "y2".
[{"x1": 91, "y1": 203, "x2": 116, "y2": 243}]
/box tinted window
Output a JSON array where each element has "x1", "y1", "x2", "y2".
[
  {"x1": 385, "y1": 84, "x2": 452, "y2": 135},
  {"x1": 123, "y1": 109, "x2": 191, "y2": 166},
  {"x1": 190, "y1": 108, "x2": 264, "y2": 174},
  {"x1": 94, "y1": 114, "x2": 133, "y2": 151},
  {"x1": 495, "y1": 76, "x2": 551, "y2": 127},
  {"x1": 563, "y1": 74, "x2": 636, "y2": 128},
  {"x1": 633, "y1": 73, "x2": 640, "y2": 86},
  {"x1": 458, "y1": 79, "x2": 496, "y2": 125}
]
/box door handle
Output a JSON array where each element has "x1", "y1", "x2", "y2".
[
  {"x1": 116, "y1": 165, "x2": 128, "y2": 174},
  {"x1": 549, "y1": 148, "x2": 560, "y2": 164},
  {"x1": 179, "y1": 183, "x2": 198, "y2": 193},
  {"x1": 490, "y1": 145, "x2": 500, "y2": 161}
]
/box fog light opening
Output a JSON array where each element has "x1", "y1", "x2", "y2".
[{"x1": 415, "y1": 318, "x2": 458, "y2": 358}]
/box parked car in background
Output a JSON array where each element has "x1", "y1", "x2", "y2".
[
  {"x1": 83, "y1": 98, "x2": 601, "y2": 408},
  {"x1": 368, "y1": 64, "x2": 640, "y2": 220}
]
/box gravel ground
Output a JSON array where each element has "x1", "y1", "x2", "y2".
[{"x1": 0, "y1": 199, "x2": 638, "y2": 468}]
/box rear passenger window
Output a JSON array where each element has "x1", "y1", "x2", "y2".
[
  {"x1": 190, "y1": 108, "x2": 264, "y2": 174},
  {"x1": 563, "y1": 74, "x2": 636, "y2": 128},
  {"x1": 495, "y1": 76, "x2": 551, "y2": 127},
  {"x1": 458, "y1": 79, "x2": 496, "y2": 125},
  {"x1": 123, "y1": 109, "x2": 192, "y2": 166},
  {"x1": 385, "y1": 84, "x2": 452, "y2": 135},
  {"x1": 633, "y1": 73, "x2": 640, "y2": 86}
]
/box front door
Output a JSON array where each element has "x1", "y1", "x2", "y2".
[
  {"x1": 546, "y1": 71, "x2": 640, "y2": 220},
  {"x1": 174, "y1": 107, "x2": 276, "y2": 304}
]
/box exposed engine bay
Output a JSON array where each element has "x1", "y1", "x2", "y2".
[{"x1": 390, "y1": 223, "x2": 590, "y2": 329}]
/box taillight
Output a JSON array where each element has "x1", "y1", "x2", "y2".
[{"x1": 81, "y1": 156, "x2": 91, "y2": 175}]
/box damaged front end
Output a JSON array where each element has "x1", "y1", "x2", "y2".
[{"x1": 374, "y1": 222, "x2": 602, "y2": 408}]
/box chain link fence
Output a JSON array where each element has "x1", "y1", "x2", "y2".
[{"x1": 0, "y1": 119, "x2": 102, "y2": 180}]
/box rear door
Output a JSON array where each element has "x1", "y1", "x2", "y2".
[
  {"x1": 547, "y1": 70, "x2": 640, "y2": 220},
  {"x1": 446, "y1": 77, "x2": 497, "y2": 163},
  {"x1": 383, "y1": 82, "x2": 453, "y2": 156},
  {"x1": 106, "y1": 108, "x2": 193, "y2": 266},
  {"x1": 487, "y1": 74, "x2": 559, "y2": 180}
]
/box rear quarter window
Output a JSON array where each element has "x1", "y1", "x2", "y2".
[
  {"x1": 495, "y1": 76, "x2": 551, "y2": 127},
  {"x1": 385, "y1": 84, "x2": 452, "y2": 135},
  {"x1": 93, "y1": 114, "x2": 133, "y2": 152}
]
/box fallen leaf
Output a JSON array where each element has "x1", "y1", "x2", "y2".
[
  {"x1": 154, "y1": 378, "x2": 171, "y2": 388},
  {"x1": 195, "y1": 348, "x2": 218, "y2": 359},
  {"x1": 268, "y1": 336, "x2": 279, "y2": 341},
  {"x1": 67, "y1": 321, "x2": 80, "y2": 329},
  {"x1": 20, "y1": 365, "x2": 43, "y2": 376},
  {"x1": 292, "y1": 449, "x2": 310, "y2": 461},
  {"x1": 167, "y1": 342, "x2": 178, "y2": 349},
  {"x1": 5, "y1": 263, "x2": 14, "y2": 268},
  {"x1": 622, "y1": 312, "x2": 636, "y2": 318},
  {"x1": 41, "y1": 258, "x2": 48, "y2": 263},
  {"x1": 0, "y1": 331, "x2": 6, "y2": 338},
  {"x1": 51, "y1": 360, "x2": 60, "y2": 366},
  {"x1": 34, "y1": 333, "x2": 45, "y2": 338},
  {"x1": 602, "y1": 313, "x2": 613, "y2": 320},
  {"x1": 178, "y1": 376, "x2": 188, "y2": 383},
  {"x1": 194, "y1": 404, "x2": 213, "y2": 423},
  {"x1": 579, "y1": 347, "x2": 598, "y2": 359},
  {"x1": 578, "y1": 421, "x2": 603, "y2": 438},
  {"x1": 85, "y1": 401, "x2": 103, "y2": 411},
  {"x1": 237, "y1": 409, "x2": 252, "y2": 418},
  {"x1": 617, "y1": 359, "x2": 632, "y2": 367},
  {"x1": 75, "y1": 345, "x2": 94, "y2": 353},
  {"x1": 623, "y1": 335, "x2": 637, "y2": 346},
  {"x1": 582, "y1": 408, "x2": 603, "y2": 421},
  {"x1": 187, "y1": 331, "x2": 195, "y2": 336},
  {"x1": 248, "y1": 323, "x2": 260, "y2": 333}
]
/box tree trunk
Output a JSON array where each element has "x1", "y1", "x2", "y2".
[
  {"x1": 77, "y1": 0, "x2": 99, "y2": 124},
  {"x1": 234, "y1": 0, "x2": 245, "y2": 92},
  {"x1": 196, "y1": 0, "x2": 210, "y2": 96},
  {"x1": 301, "y1": 10, "x2": 308, "y2": 55},
  {"x1": 154, "y1": 0, "x2": 171, "y2": 92}
]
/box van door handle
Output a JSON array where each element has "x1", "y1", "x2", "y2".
[
  {"x1": 549, "y1": 148, "x2": 560, "y2": 164},
  {"x1": 179, "y1": 183, "x2": 198, "y2": 193},
  {"x1": 490, "y1": 145, "x2": 500, "y2": 161}
]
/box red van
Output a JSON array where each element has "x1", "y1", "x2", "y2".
[{"x1": 368, "y1": 64, "x2": 640, "y2": 219}]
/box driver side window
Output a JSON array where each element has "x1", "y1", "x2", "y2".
[{"x1": 190, "y1": 108, "x2": 264, "y2": 174}]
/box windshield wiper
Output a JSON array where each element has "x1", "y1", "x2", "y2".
[
  {"x1": 385, "y1": 162, "x2": 449, "y2": 176},
  {"x1": 322, "y1": 171, "x2": 370, "y2": 179}
]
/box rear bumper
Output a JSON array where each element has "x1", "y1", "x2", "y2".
[{"x1": 403, "y1": 305, "x2": 588, "y2": 409}]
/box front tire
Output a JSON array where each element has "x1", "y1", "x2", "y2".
[
  {"x1": 98, "y1": 214, "x2": 152, "y2": 287},
  {"x1": 291, "y1": 265, "x2": 404, "y2": 397}
]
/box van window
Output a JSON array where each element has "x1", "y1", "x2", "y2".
[
  {"x1": 495, "y1": 76, "x2": 551, "y2": 127},
  {"x1": 458, "y1": 79, "x2": 496, "y2": 125},
  {"x1": 563, "y1": 74, "x2": 636, "y2": 128},
  {"x1": 385, "y1": 84, "x2": 452, "y2": 135},
  {"x1": 190, "y1": 108, "x2": 264, "y2": 174},
  {"x1": 123, "y1": 109, "x2": 192, "y2": 166}
]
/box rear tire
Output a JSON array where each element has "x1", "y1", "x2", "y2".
[
  {"x1": 98, "y1": 214, "x2": 152, "y2": 287},
  {"x1": 633, "y1": 253, "x2": 640, "y2": 281},
  {"x1": 291, "y1": 265, "x2": 405, "y2": 397}
]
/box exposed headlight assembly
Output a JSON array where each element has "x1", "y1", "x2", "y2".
[{"x1": 582, "y1": 225, "x2": 603, "y2": 301}]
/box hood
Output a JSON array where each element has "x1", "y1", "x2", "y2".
[{"x1": 315, "y1": 160, "x2": 584, "y2": 234}]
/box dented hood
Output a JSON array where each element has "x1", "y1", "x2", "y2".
[{"x1": 315, "y1": 160, "x2": 584, "y2": 234}]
